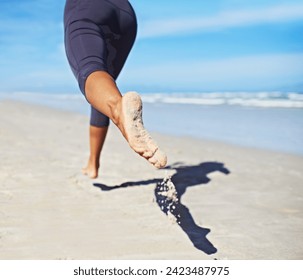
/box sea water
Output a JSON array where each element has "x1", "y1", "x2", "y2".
[{"x1": 1, "y1": 91, "x2": 302, "y2": 155}]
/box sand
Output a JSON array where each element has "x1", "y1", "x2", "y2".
[{"x1": 0, "y1": 100, "x2": 303, "y2": 260}]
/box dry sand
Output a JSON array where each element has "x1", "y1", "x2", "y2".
[{"x1": 0, "y1": 100, "x2": 302, "y2": 260}]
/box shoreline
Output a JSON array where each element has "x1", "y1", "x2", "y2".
[
  {"x1": 1, "y1": 94, "x2": 303, "y2": 156},
  {"x1": 0, "y1": 100, "x2": 303, "y2": 259}
]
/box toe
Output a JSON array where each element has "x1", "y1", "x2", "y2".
[
  {"x1": 142, "y1": 146, "x2": 158, "y2": 158},
  {"x1": 157, "y1": 150, "x2": 167, "y2": 168},
  {"x1": 148, "y1": 149, "x2": 167, "y2": 168}
]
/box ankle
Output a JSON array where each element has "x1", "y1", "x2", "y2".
[
  {"x1": 88, "y1": 156, "x2": 99, "y2": 168},
  {"x1": 111, "y1": 99, "x2": 123, "y2": 128}
]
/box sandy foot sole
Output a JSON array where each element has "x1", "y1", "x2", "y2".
[{"x1": 122, "y1": 91, "x2": 167, "y2": 168}]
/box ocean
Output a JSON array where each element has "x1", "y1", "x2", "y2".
[{"x1": 1, "y1": 91, "x2": 303, "y2": 156}]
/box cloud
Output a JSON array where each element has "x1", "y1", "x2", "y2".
[{"x1": 140, "y1": 3, "x2": 303, "y2": 38}]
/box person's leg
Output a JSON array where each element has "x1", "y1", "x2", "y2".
[
  {"x1": 81, "y1": 106, "x2": 109, "y2": 178},
  {"x1": 82, "y1": 125, "x2": 108, "y2": 179},
  {"x1": 64, "y1": 0, "x2": 167, "y2": 174},
  {"x1": 85, "y1": 71, "x2": 167, "y2": 168},
  {"x1": 64, "y1": 4, "x2": 111, "y2": 178}
]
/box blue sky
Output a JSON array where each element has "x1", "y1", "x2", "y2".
[{"x1": 0, "y1": 0, "x2": 302, "y2": 93}]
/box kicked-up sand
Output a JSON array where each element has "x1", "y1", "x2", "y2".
[{"x1": 0, "y1": 100, "x2": 303, "y2": 260}]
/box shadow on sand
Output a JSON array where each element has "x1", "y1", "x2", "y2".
[{"x1": 94, "y1": 161, "x2": 230, "y2": 255}]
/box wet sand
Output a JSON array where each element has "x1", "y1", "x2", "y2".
[{"x1": 0, "y1": 100, "x2": 302, "y2": 259}]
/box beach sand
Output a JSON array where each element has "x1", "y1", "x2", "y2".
[{"x1": 0, "y1": 100, "x2": 302, "y2": 260}]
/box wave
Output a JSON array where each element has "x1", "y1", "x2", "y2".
[
  {"x1": 141, "y1": 91, "x2": 303, "y2": 108},
  {"x1": 1, "y1": 91, "x2": 303, "y2": 109}
]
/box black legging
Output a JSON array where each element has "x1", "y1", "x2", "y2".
[{"x1": 64, "y1": 0, "x2": 137, "y2": 127}]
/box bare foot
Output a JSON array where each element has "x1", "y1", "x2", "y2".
[
  {"x1": 120, "y1": 91, "x2": 167, "y2": 168},
  {"x1": 82, "y1": 161, "x2": 99, "y2": 179}
]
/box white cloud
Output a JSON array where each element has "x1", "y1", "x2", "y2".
[{"x1": 140, "y1": 3, "x2": 303, "y2": 38}]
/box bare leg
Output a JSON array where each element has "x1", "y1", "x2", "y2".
[
  {"x1": 82, "y1": 125, "x2": 108, "y2": 179},
  {"x1": 85, "y1": 71, "x2": 167, "y2": 168}
]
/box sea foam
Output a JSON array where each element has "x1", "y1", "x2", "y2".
[{"x1": 141, "y1": 91, "x2": 303, "y2": 108}]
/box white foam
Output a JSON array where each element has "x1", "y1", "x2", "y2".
[
  {"x1": 288, "y1": 92, "x2": 303, "y2": 101},
  {"x1": 162, "y1": 97, "x2": 226, "y2": 105},
  {"x1": 141, "y1": 91, "x2": 303, "y2": 108},
  {"x1": 227, "y1": 98, "x2": 303, "y2": 108},
  {"x1": 2, "y1": 91, "x2": 303, "y2": 109}
]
